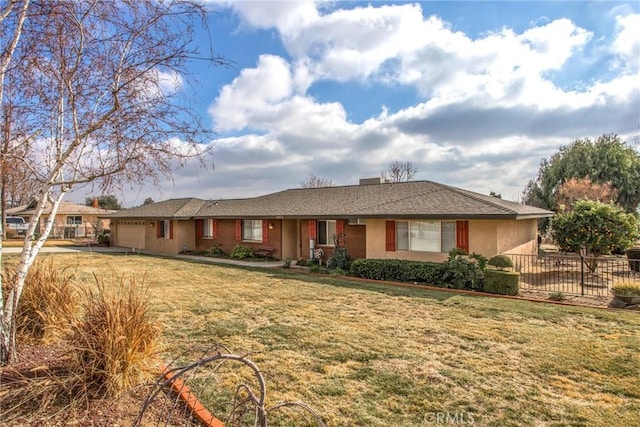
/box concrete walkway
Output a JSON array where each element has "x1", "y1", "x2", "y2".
[{"x1": 1, "y1": 245, "x2": 285, "y2": 268}]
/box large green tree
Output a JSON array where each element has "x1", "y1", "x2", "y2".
[
  {"x1": 551, "y1": 200, "x2": 638, "y2": 259},
  {"x1": 523, "y1": 134, "x2": 640, "y2": 214}
]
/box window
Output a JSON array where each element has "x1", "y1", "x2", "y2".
[
  {"x1": 159, "y1": 220, "x2": 170, "y2": 238},
  {"x1": 347, "y1": 218, "x2": 366, "y2": 225},
  {"x1": 396, "y1": 220, "x2": 456, "y2": 253},
  {"x1": 203, "y1": 219, "x2": 214, "y2": 239},
  {"x1": 242, "y1": 220, "x2": 262, "y2": 242},
  {"x1": 67, "y1": 215, "x2": 82, "y2": 225},
  {"x1": 317, "y1": 220, "x2": 336, "y2": 245}
]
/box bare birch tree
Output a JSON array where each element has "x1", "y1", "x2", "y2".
[
  {"x1": 0, "y1": 0, "x2": 31, "y2": 364},
  {"x1": 0, "y1": 0, "x2": 226, "y2": 365},
  {"x1": 385, "y1": 160, "x2": 417, "y2": 182},
  {"x1": 299, "y1": 173, "x2": 334, "y2": 188}
]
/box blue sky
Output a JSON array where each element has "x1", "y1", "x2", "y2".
[{"x1": 77, "y1": 1, "x2": 639, "y2": 206}]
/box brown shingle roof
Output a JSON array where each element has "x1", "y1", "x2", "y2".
[
  {"x1": 196, "y1": 181, "x2": 551, "y2": 219},
  {"x1": 107, "y1": 181, "x2": 552, "y2": 220},
  {"x1": 8, "y1": 201, "x2": 115, "y2": 216},
  {"x1": 105, "y1": 198, "x2": 205, "y2": 219}
]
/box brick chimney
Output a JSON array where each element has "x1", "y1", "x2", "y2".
[{"x1": 92, "y1": 198, "x2": 99, "y2": 209}]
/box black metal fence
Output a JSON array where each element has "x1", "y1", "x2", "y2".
[{"x1": 505, "y1": 253, "x2": 640, "y2": 296}]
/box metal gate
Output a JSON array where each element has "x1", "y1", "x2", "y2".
[{"x1": 505, "y1": 253, "x2": 639, "y2": 296}]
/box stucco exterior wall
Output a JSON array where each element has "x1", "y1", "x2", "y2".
[
  {"x1": 175, "y1": 219, "x2": 196, "y2": 253},
  {"x1": 367, "y1": 218, "x2": 533, "y2": 261},
  {"x1": 365, "y1": 219, "x2": 450, "y2": 262},
  {"x1": 145, "y1": 220, "x2": 191, "y2": 254},
  {"x1": 496, "y1": 218, "x2": 538, "y2": 255},
  {"x1": 468, "y1": 220, "x2": 498, "y2": 257},
  {"x1": 281, "y1": 219, "x2": 298, "y2": 260}
]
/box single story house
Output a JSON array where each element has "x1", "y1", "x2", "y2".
[
  {"x1": 104, "y1": 179, "x2": 553, "y2": 262},
  {"x1": 7, "y1": 199, "x2": 114, "y2": 239}
]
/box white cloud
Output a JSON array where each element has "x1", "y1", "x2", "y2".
[
  {"x1": 216, "y1": 0, "x2": 318, "y2": 33},
  {"x1": 611, "y1": 13, "x2": 640, "y2": 70},
  {"x1": 157, "y1": 70, "x2": 184, "y2": 94},
  {"x1": 208, "y1": 55, "x2": 293, "y2": 131}
]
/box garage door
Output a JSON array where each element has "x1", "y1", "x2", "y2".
[{"x1": 115, "y1": 220, "x2": 146, "y2": 249}]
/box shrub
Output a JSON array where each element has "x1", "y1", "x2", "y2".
[
  {"x1": 348, "y1": 259, "x2": 446, "y2": 285},
  {"x1": 96, "y1": 229, "x2": 110, "y2": 244},
  {"x1": 470, "y1": 252, "x2": 488, "y2": 271},
  {"x1": 206, "y1": 242, "x2": 226, "y2": 257},
  {"x1": 349, "y1": 257, "x2": 485, "y2": 290},
  {"x1": 70, "y1": 275, "x2": 160, "y2": 398},
  {"x1": 309, "y1": 264, "x2": 322, "y2": 273},
  {"x1": 487, "y1": 255, "x2": 514, "y2": 271},
  {"x1": 230, "y1": 244, "x2": 254, "y2": 259},
  {"x1": 443, "y1": 253, "x2": 484, "y2": 291},
  {"x1": 483, "y1": 269, "x2": 519, "y2": 296},
  {"x1": 327, "y1": 247, "x2": 351, "y2": 270},
  {"x1": 549, "y1": 291, "x2": 566, "y2": 301},
  {"x1": 611, "y1": 282, "x2": 640, "y2": 297},
  {"x1": 282, "y1": 258, "x2": 292, "y2": 268},
  {"x1": 2, "y1": 259, "x2": 78, "y2": 342}
]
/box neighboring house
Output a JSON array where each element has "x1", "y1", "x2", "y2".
[
  {"x1": 7, "y1": 199, "x2": 115, "y2": 239},
  {"x1": 104, "y1": 179, "x2": 552, "y2": 262}
]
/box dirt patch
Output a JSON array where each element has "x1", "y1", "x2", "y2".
[
  {"x1": 0, "y1": 343, "x2": 176, "y2": 426},
  {"x1": 518, "y1": 289, "x2": 612, "y2": 308}
]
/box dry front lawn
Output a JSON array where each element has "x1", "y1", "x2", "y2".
[{"x1": 8, "y1": 253, "x2": 640, "y2": 426}]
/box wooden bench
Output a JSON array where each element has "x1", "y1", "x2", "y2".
[{"x1": 254, "y1": 246, "x2": 275, "y2": 257}]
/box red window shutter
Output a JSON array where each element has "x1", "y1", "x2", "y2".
[
  {"x1": 235, "y1": 219, "x2": 242, "y2": 241},
  {"x1": 385, "y1": 221, "x2": 396, "y2": 252},
  {"x1": 336, "y1": 219, "x2": 345, "y2": 234},
  {"x1": 156, "y1": 221, "x2": 161, "y2": 238},
  {"x1": 308, "y1": 220, "x2": 317, "y2": 239},
  {"x1": 169, "y1": 220, "x2": 174, "y2": 240},
  {"x1": 262, "y1": 219, "x2": 269, "y2": 243},
  {"x1": 456, "y1": 220, "x2": 469, "y2": 252},
  {"x1": 212, "y1": 219, "x2": 218, "y2": 239},
  {"x1": 196, "y1": 219, "x2": 203, "y2": 238}
]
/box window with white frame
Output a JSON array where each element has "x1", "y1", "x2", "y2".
[
  {"x1": 396, "y1": 220, "x2": 456, "y2": 253},
  {"x1": 159, "y1": 220, "x2": 170, "y2": 238},
  {"x1": 66, "y1": 215, "x2": 82, "y2": 225},
  {"x1": 242, "y1": 220, "x2": 262, "y2": 242},
  {"x1": 317, "y1": 220, "x2": 336, "y2": 246},
  {"x1": 203, "y1": 219, "x2": 214, "y2": 239}
]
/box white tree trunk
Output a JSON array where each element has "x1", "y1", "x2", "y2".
[
  {"x1": 1, "y1": 186, "x2": 66, "y2": 363},
  {"x1": 0, "y1": 0, "x2": 31, "y2": 365}
]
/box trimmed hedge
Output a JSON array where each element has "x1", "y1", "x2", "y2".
[
  {"x1": 483, "y1": 269, "x2": 519, "y2": 296},
  {"x1": 348, "y1": 255, "x2": 484, "y2": 291},
  {"x1": 487, "y1": 254, "x2": 514, "y2": 271},
  {"x1": 349, "y1": 259, "x2": 445, "y2": 285}
]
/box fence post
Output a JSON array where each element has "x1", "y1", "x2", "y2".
[{"x1": 579, "y1": 247, "x2": 586, "y2": 296}]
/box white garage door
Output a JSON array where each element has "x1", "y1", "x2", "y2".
[{"x1": 115, "y1": 220, "x2": 146, "y2": 249}]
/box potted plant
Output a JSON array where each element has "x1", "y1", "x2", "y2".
[{"x1": 611, "y1": 282, "x2": 640, "y2": 307}]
